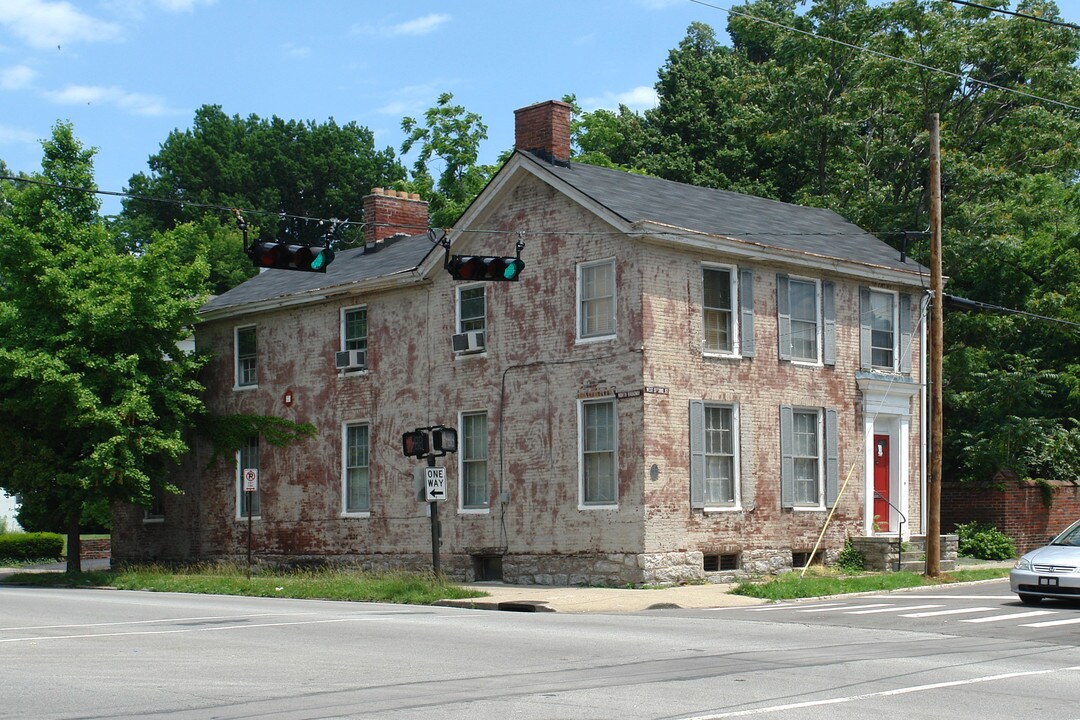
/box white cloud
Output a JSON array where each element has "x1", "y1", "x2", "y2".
[
  {"x1": 351, "y1": 13, "x2": 451, "y2": 38},
  {"x1": 283, "y1": 42, "x2": 310, "y2": 59},
  {"x1": 44, "y1": 84, "x2": 172, "y2": 116},
  {"x1": 581, "y1": 85, "x2": 659, "y2": 112},
  {"x1": 0, "y1": 123, "x2": 39, "y2": 146},
  {"x1": 0, "y1": 0, "x2": 122, "y2": 49},
  {"x1": 375, "y1": 83, "x2": 440, "y2": 116},
  {"x1": 0, "y1": 64, "x2": 36, "y2": 90},
  {"x1": 155, "y1": 0, "x2": 216, "y2": 11}
]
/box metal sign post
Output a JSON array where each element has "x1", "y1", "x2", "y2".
[
  {"x1": 427, "y1": 457, "x2": 442, "y2": 576},
  {"x1": 243, "y1": 468, "x2": 258, "y2": 577}
]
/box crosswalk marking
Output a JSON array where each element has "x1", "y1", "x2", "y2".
[
  {"x1": 799, "y1": 603, "x2": 892, "y2": 613},
  {"x1": 901, "y1": 606, "x2": 996, "y2": 618},
  {"x1": 1021, "y1": 617, "x2": 1080, "y2": 628},
  {"x1": 746, "y1": 602, "x2": 847, "y2": 612},
  {"x1": 962, "y1": 610, "x2": 1057, "y2": 624},
  {"x1": 845, "y1": 604, "x2": 943, "y2": 615}
]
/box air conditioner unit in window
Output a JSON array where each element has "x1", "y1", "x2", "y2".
[
  {"x1": 452, "y1": 330, "x2": 486, "y2": 354},
  {"x1": 335, "y1": 349, "x2": 367, "y2": 371}
]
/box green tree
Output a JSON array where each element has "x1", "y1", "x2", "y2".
[
  {"x1": 120, "y1": 105, "x2": 407, "y2": 291},
  {"x1": 0, "y1": 123, "x2": 210, "y2": 571},
  {"x1": 575, "y1": 0, "x2": 1080, "y2": 484},
  {"x1": 400, "y1": 92, "x2": 498, "y2": 228}
]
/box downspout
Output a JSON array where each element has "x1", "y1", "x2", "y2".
[{"x1": 920, "y1": 291, "x2": 931, "y2": 535}]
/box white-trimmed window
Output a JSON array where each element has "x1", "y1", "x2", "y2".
[
  {"x1": 703, "y1": 265, "x2": 755, "y2": 357},
  {"x1": 343, "y1": 422, "x2": 370, "y2": 515},
  {"x1": 459, "y1": 411, "x2": 488, "y2": 511},
  {"x1": 343, "y1": 306, "x2": 367, "y2": 353},
  {"x1": 577, "y1": 259, "x2": 616, "y2": 341},
  {"x1": 779, "y1": 406, "x2": 838, "y2": 509},
  {"x1": 235, "y1": 325, "x2": 257, "y2": 388},
  {"x1": 689, "y1": 401, "x2": 740, "y2": 508},
  {"x1": 777, "y1": 275, "x2": 835, "y2": 365},
  {"x1": 860, "y1": 288, "x2": 912, "y2": 373},
  {"x1": 457, "y1": 286, "x2": 486, "y2": 334},
  {"x1": 580, "y1": 398, "x2": 617, "y2": 506},
  {"x1": 237, "y1": 436, "x2": 260, "y2": 518}
]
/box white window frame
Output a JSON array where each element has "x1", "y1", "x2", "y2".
[
  {"x1": 236, "y1": 436, "x2": 260, "y2": 520},
  {"x1": 458, "y1": 410, "x2": 489, "y2": 513},
  {"x1": 577, "y1": 258, "x2": 616, "y2": 343},
  {"x1": 867, "y1": 288, "x2": 898, "y2": 371},
  {"x1": 791, "y1": 408, "x2": 824, "y2": 510},
  {"x1": 702, "y1": 263, "x2": 739, "y2": 357},
  {"x1": 456, "y1": 285, "x2": 486, "y2": 335},
  {"x1": 340, "y1": 305, "x2": 368, "y2": 374},
  {"x1": 783, "y1": 276, "x2": 822, "y2": 365},
  {"x1": 578, "y1": 397, "x2": 618, "y2": 509},
  {"x1": 703, "y1": 403, "x2": 741, "y2": 510},
  {"x1": 234, "y1": 325, "x2": 258, "y2": 389},
  {"x1": 341, "y1": 421, "x2": 371, "y2": 517}
]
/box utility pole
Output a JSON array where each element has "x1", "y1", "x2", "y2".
[{"x1": 926, "y1": 113, "x2": 943, "y2": 577}]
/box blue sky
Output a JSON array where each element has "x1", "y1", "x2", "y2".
[{"x1": 2, "y1": 0, "x2": 1079, "y2": 217}]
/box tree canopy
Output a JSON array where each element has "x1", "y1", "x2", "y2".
[
  {"x1": 119, "y1": 105, "x2": 407, "y2": 293},
  {"x1": 0, "y1": 124, "x2": 210, "y2": 569},
  {"x1": 571, "y1": 0, "x2": 1080, "y2": 484}
]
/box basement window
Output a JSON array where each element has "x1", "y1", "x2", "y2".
[
  {"x1": 792, "y1": 550, "x2": 824, "y2": 569},
  {"x1": 703, "y1": 553, "x2": 739, "y2": 572}
]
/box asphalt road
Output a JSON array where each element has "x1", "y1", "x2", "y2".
[{"x1": 2, "y1": 582, "x2": 1078, "y2": 719}]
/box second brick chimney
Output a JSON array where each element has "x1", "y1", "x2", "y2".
[
  {"x1": 362, "y1": 188, "x2": 429, "y2": 249},
  {"x1": 514, "y1": 99, "x2": 573, "y2": 165}
]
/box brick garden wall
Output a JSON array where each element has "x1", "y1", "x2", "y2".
[{"x1": 941, "y1": 477, "x2": 1080, "y2": 555}]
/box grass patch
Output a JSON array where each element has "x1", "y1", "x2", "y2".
[
  {"x1": 1, "y1": 563, "x2": 487, "y2": 606},
  {"x1": 732, "y1": 566, "x2": 1012, "y2": 601}
]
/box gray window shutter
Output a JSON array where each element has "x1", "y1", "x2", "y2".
[
  {"x1": 779, "y1": 405, "x2": 794, "y2": 508},
  {"x1": 740, "y1": 269, "x2": 755, "y2": 357},
  {"x1": 859, "y1": 287, "x2": 872, "y2": 369},
  {"x1": 776, "y1": 274, "x2": 791, "y2": 361},
  {"x1": 689, "y1": 400, "x2": 705, "y2": 509},
  {"x1": 822, "y1": 281, "x2": 836, "y2": 366},
  {"x1": 899, "y1": 293, "x2": 913, "y2": 374},
  {"x1": 825, "y1": 408, "x2": 839, "y2": 506}
]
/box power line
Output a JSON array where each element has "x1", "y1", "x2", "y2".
[
  {"x1": 945, "y1": 0, "x2": 1080, "y2": 30},
  {"x1": 688, "y1": 0, "x2": 1080, "y2": 114},
  {"x1": 944, "y1": 293, "x2": 1080, "y2": 330},
  {"x1": 0, "y1": 174, "x2": 922, "y2": 242}
]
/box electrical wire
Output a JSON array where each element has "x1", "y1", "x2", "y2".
[
  {"x1": 945, "y1": 0, "x2": 1080, "y2": 30},
  {"x1": 687, "y1": 0, "x2": 1080, "y2": 114}
]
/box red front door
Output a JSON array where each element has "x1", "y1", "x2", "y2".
[{"x1": 873, "y1": 435, "x2": 890, "y2": 532}]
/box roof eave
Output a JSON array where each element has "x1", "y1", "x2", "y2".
[
  {"x1": 197, "y1": 269, "x2": 425, "y2": 324},
  {"x1": 632, "y1": 220, "x2": 936, "y2": 286}
]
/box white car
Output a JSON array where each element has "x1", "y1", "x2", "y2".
[{"x1": 1010, "y1": 517, "x2": 1080, "y2": 604}]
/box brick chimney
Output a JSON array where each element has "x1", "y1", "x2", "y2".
[
  {"x1": 362, "y1": 188, "x2": 429, "y2": 249},
  {"x1": 514, "y1": 99, "x2": 572, "y2": 165}
]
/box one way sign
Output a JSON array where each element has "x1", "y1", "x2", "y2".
[{"x1": 425, "y1": 467, "x2": 446, "y2": 502}]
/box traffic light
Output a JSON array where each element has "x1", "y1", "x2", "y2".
[
  {"x1": 432, "y1": 426, "x2": 458, "y2": 454},
  {"x1": 446, "y1": 255, "x2": 525, "y2": 281},
  {"x1": 248, "y1": 241, "x2": 336, "y2": 273},
  {"x1": 401, "y1": 430, "x2": 429, "y2": 458}
]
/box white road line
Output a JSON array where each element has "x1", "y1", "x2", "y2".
[
  {"x1": 895, "y1": 595, "x2": 1014, "y2": 600},
  {"x1": 901, "y1": 606, "x2": 996, "y2": 618},
  {"x1": 1022, "y1": 617, "x2": 1080, "y2": 628},
  {"x1": 676, "y1": 665, "x2": 1080, "y2": 719},
  {"x1": 796, "y1": 603, "x2": 892, "y2": 613},
  {"x1": 845, "y1": 604, "x2": 943, "y2": 615},
  {"x1": 745, "y1": 603, "x2": 847, "y2": 612},
  {"x1": 0, "y1": 617, "x2": 361, "y2": 644},
  {"x1": 962, "y1": 611, "x2": 1058, "y2": 624},
  {"x1": 0, "y1": 612, "x2": 313, "y2": 633}
]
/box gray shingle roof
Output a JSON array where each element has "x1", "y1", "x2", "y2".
[
  {"x1": 202, "y1": 153, "x2": 923, "y2": 316},
  {"x1": 527, "y1": 153, "x2": 923, "y2": 274},
  {"x1": 200, "y1": 233, "x2": 439, "y2": 314}
]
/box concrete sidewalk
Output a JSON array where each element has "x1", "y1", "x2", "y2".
[{"x1": 437, "y1": 582, "x2": 767, "y2": 613}]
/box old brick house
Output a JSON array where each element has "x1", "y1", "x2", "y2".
[{"x1": 113, "y1": 100, "x2": 930, "y2": 585}]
